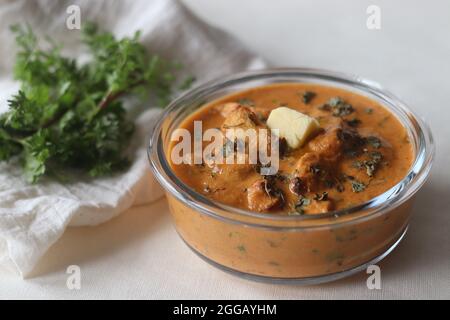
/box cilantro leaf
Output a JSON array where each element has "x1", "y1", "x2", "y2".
[{"x1": 0, "y1": 23, "x2": 191, "y2": 183}]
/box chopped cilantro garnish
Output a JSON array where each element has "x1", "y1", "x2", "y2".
[
  {"x1": 319, "y1": 97, "x2": 354, "y2": 117},
  {"x1": 366, "y1": 136, "x2": 382, "y2": 149},
  {"x1": 351, "y1": 180, "x2": 366, "y2": 193},
  {"x1": 301, "y1": 91, "x2": 316, "y2": 104}
]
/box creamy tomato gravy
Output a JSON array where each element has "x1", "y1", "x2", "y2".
[{"x1": 170, "y1": 83, "x2": 414, "y2": 215}]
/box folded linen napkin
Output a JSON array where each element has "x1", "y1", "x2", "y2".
[{"x1": 0, "y1": 0, "x2": 265, "y2": 277}]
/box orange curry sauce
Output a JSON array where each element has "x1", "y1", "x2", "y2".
[{"x1": 170, "y1": 83, "x2": 414, "y2": 215}]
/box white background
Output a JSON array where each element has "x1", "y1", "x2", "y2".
[{"x1": 1, "y1": 0, "x2": 449, "y2": 299}]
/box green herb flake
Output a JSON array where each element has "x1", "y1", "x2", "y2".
[
  {"x1": 301, "y1": 91, "x2": 316, "y2": 104},
  {"x1": 332, "y1": 103, "x2": 354, "y2": 117},
  {"x1": 298, "y1": 196, "x2": 311, "y2": 206},
  {"x1": 364, "y1": 160, "x2": 377, "y2": 177},
  {"x1": 352, "y1": 160, "x2": 364, "y2": 169},
  {"x1": 370, "y1": 151, "x2": 383, "y2": 162},
  {"x1": 366, "y1": 136, "x2": 382, "y2": 149},
  {"x1": 237, "y1": 98, "x2": 255, "y2": 106},
  {"x1": 319, "y1": 97, "x2": 354, "y2": 117},
  {"x1": 351, "y1": 180, "x2": 366, "y2": 193},
  {"x1": 328, "y1": 97, "x2": 343, "y2": 107},
  {"x1": 294, "y1": 196, "x2": 310, "y2": 214},
  {"x1": 345, "y1": 118, "x2": 361, "y2": 127},
  {"x1": 314, "y1": 192, "x2": 329, "y2": 201}
]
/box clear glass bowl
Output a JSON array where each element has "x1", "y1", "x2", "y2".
[{"x1": 148, "y1": 68, "x2": 434, "y2": 284}]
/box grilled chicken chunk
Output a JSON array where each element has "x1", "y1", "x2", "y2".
[{"x1": 247, "y1": 179, "x2": 284, "y2": 212}]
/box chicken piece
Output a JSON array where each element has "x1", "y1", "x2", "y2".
[
  {"x1": 289, "y1": 127, "x2": 346, "y2": 193},
  {"x1": 221, "y1": 106, "x2": 276, "y2": 165},
  {"x1": 219, "y1": 102, "x2": 241, "y2": 117},
  {"x1": 291, "y1": 152, "x2": 322, "y2": 192},
  {"x1": 222, "y1": 105, "x2": 258, "y2": 130},
  {"x1": 247, "y1": 179, "x2": 284, "y2": 212},
  {"x1": 218, "y1": 102, "x2": 270, "y2": 122},
  {"x1": 210, "y1": 155, "x2": 255, "y2": 182},
  {"x1": 308, "y1": 127, "x2": 343, "y2": 160},
  {"x1": 338, "y1": 128, "x2": 367, "y2": 156},
  {"x1": 307, "y1": 199, "x2": 335, "y2": 214}
]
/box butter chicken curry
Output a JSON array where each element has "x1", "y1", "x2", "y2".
[{"x1": 170, "y1": 83, "x2": 413, "y2": 215}]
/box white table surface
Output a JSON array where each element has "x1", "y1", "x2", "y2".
[{"x1": 1, "y1": 0, "x2": 449, "y2": 299}]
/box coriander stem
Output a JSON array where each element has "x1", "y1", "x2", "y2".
[
  {"x1": 98, "y1": 79, "x2": 145, "y2": 110},
  {"x1": 98, "y1": 90, "x2": 122, "y2": 110},
  {"x1": 0, "y1": 129, "x2": 25, "y2": 145}
]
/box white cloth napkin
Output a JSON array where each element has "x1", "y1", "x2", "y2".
[{"x1": 0, "y1": 0, "x2": 265, "y2": 277}]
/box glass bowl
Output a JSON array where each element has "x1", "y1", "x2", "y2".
[{"x1": 148, "y1": 68, "x2": 434, "y2": 284}]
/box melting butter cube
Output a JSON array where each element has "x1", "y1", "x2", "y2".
[{"x1": 267, "y1": 107, "x2": 320, "y2": 149}]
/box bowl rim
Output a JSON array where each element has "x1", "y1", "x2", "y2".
[{"x1": 148, "y1": 67, "x2": 435, "y2": 229}]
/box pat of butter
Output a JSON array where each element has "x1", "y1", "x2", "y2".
[{"x1": 267, "y1": 107, "x2": 320, "y2": 149}]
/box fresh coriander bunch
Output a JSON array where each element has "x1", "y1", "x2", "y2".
[{"x1": 0, "y1": 23, "x2": 189, "y2": 183}]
